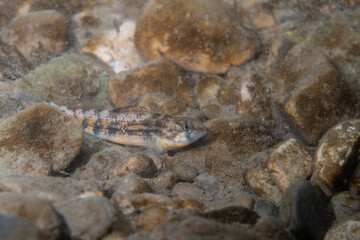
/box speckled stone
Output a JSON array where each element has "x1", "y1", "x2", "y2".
[
  {"x1": 2, "y1": 10, "x2": 67, "y2": 59},
  {"x1": 54, "y1": 196, "x2": 117, "y2": 240},
  {"x1": 311, "y1": 119, "x2": 360, "y2": 197},
  {"x1": 0, "y1": 104, "x2": 83, "y2": 175},
  {"x1": 330, "y1": 191, "x2": 360, "y2": 221},
  {"x1": 135, "y1": 0, "x2": 261, "y2": 73},
  {"x1": 137, "y1": 205, "x2": 169, "y2": 231},
  {"x1": 108, "y1": 58, "x2": 193, "y2": 108},
  {"x1": 0, "y1": 192, "x2": 63, "y2": 240},
  {"x1": 15, "y1": 53, "x2": 111, "y2": 106},
  {"x1": 268, "y1": 138, "x2": 314, "y2": 191},
  {"x1": 324, "y1": 212, "x2": 360, "y2": 240}
]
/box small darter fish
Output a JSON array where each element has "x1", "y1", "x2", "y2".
[{"x1": 46, "y1": 102, "x2": 207, "y2": 152}]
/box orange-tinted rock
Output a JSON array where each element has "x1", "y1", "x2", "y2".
[
  {"x1": 108, "y1": 58, "x2": 193, "y2": 107},
  {"x1": 135, "y1": 0, "x2": 261, "y2": 73},
  {"x1": 273, "y1": 44, "x2": 354, "y2": 144},
  {"x1": 137, "y1": 205, "x2": 169, "y2": 231},
  {"x1": 0, "y1": 104, "x2": 83, "y2": 175},
  {"x1": 2, "y1": 10, "x2": 67, "y2": 59},
  {"x1": 268, "y1": 138, "x2": 313, "y2": 191},
  {"x1": 311, "y1": 119, "x2": 360, "y2": 197}
]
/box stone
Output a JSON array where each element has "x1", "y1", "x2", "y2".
[
  {"x1": 268, "y1": 138, "x2": 314, "y2": 191},
  {"x1": 0, "y1": 213, "x2": 47, "y2": 240},
  {"x1": 253, "y1": 198, "x2": 279, "y2": 218},
  {"x1": 72, "y1": 10, "x2": 143, "y2": 68},
  {"x1": 110, "y1": 154, "x2": 158, "y2": 179},
  {"x1": 164, "y1": 156, "x2": 199, "y2": 182},
  {"x1": 273, "y1": 44, "x2": 354, "y2": 144},
  {"x1": 137, "y1": 205, "x2": 169, "y2": 231},
  {"x1": 330, "y1": 191, "x2": 360, "y2": 221},
  {"x1": 205, "y1": 115, "x2": 276, "y2": 182},
  {"x1": 0, "y1": 82, "x2": 24, "y2": 120},
  {"x1": 108, "y1": 58, "x2": 193, "y2": 108},
  {"x1": 324, "y1": 212, "x2": 360, "y2": 240},
  {"x1": 193, "y1": 75, "x2": 223, "y2": 107},
  {"x1": 254, "y1": 216, "x2": 295, "y2": 240},
  {"x1": 311, "y1": 119, "x2": 360, "y2": 197},
  {"x1": 135, "y1": 0, "x2": 261, "y2": 73},
  {"x1": 175, "y1": 198, "x2": 204, "y2": 211},
  {"x1": 224, "y1": 195, "x2": 254, "y2": 209},
  {"x1": 0, "y1": 175, "x2": 100, "y2": 201},
  {"x1": 172, "y1": 182, "x2": 205, "y2": 204},
  {"x1": 350, "y1": 162, "x2": 360, "y2": 194},
  {"x1": 0, "y1": 104, "x2": 83, "y2": 175},
  {"x1": 15, "y1": 53, "x2": 111, "y2": 106},
  {"x1": 0, "y1": 40, "x2": 31, "y2": 81},
  {"x1": 280, "y1": 179, "x2": 331, "y2": 240},
  {"x1": 193, "y1": 173, "x2": 219, "y2": 202},
  {"x1": 0, "y1": 192, "x2": 63, "y2": 240},
  {"x1": 151, "y1": 171, "x2": 178, "y2": 190},
  {"x1": 54, "y1": 196, "x2": 116, "y2": 240},
  {"x1": 130, "y1": 193, "x2": 179, "y2": 211},
  {"x1": 2, "y1": 10, "x2": 67, "y2": 59},
  {"x1": 202, "y1": 206, "x2": 259, "y2": 225},
  {"x1": 244, "y1": 162, "x2": 282, "y2": 204}
]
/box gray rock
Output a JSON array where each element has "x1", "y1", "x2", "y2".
[
  {"x1": 54, "y1": 196, "x2": 116, "y2": 240},
  {"x1": 324, "y1": 212, "x2": 360, "y2": 240},
  {"x1": 0, "y1": 213, "x2": 47, "y2": 240},
  {"x1": 0, "y1": 104, "x2": 83, "y2": 175},
  {"x1": 165, "y1": 156, "x2": 199, "y2": 182},
  {"x1": 280, "y1": 179, "x2": 331, "y2": 240},
  {"x1": 330, "y1": 191, "x2": 360, "y2": 221},
  {"x1": 254, "y1": 198, "x2": 279, "y2": 218},
  {"x1": 0, "y1": 192, "x2": 64, "y2": 240}
]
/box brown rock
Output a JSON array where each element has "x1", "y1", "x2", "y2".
[
  {"x1": 0, "y1": 104, "x2": 83, "y2": 175},
  {"x1": 0, "y1": 40, "x2": 31, "y2": 81},
  {"x1": 255, "y1": 216, "x2": 295, "y2": 240},
  {"x1": 2, "y1": 10, "x2": 67, "y2": 59},
  {"x1": 311, "y1": 119, "x2": 360, "y2": 197},
  {"x1": 15, "y1": 53, "x2": 111, "y2": 106},
  {"x1": 164, "y1": 156, "x2": 199, "y2": 182},
  {"x1": 114, "y1": 154, "x2": 158, "y2": 179},
  {"x1": 324, "y1": 212, "x2": 360, "y2": 240},
  {"x1": 108, "y1": 58, "x2": 193, "y2": 107},
  {"x1": 137, "y1": 205, "x2": 169, "y2": 231},
  {"x1": 175, "y1": 198, "x2": 204, "y2": 211},
  {"x1": 273, "y1": 44, "x2": 354, "y2": 144},
  {"x1": 54, "y1": 196, "x2": 116, "y2": 240},
  {"x1": 151, "y1": 171, "x2": 178, "y2": 190},
  {"x1": 224, "y1": 195, "x2": 254, "y2": 209},
  {"x1": 268, "y1": 138, "x2": 314, "y2": 191},
  {"x1": 193, "y1": 75, "x2": 222, "y2": 107},
  {"x1": 172, "y1": 182, "x2": 205, "y2": 204},
  {"x1": 244, "y1": 162, "x2": 282, "y2": 204},
  {"x1": 130, "y1": 193, "x2": 179, "y2": 211},
  {"x1": 202, "y1": 206, "x2": 259, "y2": 225},
  {"x1": 135, "y1": 0, "x2": 261, "y2": 73},
  {"x1": 0, "y1": 175, "x2": 100, "y2": 201},
  {"x1": 0, "y1": 192, "x2": 62, "y2": 240},
  {"x1": 330, "y1": 191, "x2": 360, "y2": 221},
  {"x1": 138, "y1": 92, "x2": 187, "y2": 116}
]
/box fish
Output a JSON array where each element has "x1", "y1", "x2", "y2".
[{"x1": 46, "y1": 101, "x2": 207, "y2": 152}]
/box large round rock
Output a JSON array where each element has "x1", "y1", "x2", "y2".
[{"x1": 135, "y1": 0, "x2": 260, "y2": 73}]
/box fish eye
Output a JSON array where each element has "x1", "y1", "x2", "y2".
[{"x1": 182, "y1": 121, "x2": 192, "y2": 132}]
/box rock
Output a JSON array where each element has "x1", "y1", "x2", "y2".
[
  {"x1": 193, "y1": 75, "x2": 223, "y2": 107},
  {"x1": 0, "y1": 104, "x2": 83, "y2": 175},
  {"x1": 268, "y1": 138, "x2": 314, "y2": 191},
  {"x1": 172, "y1": 182, "x2": 205, "y2": 204},
  {"x1": 137, "y1": 205, "x2": 169, "y2": 231},
  {"x1": 224, "y1": 195, "x2": 254, "y2": 209},
  {"x1": 164, "y1": 156, "x2": 199, "y2": 182},
  {"x1": 202, "y1": 206, "x2": 259, "y2": 225},
  {"x1": 0, "y1": 213, "x2": 47, "y2": 240},
  {"x1": 15, "y1": 53, "x2": 111, "y2": 106},
  {"x1": 2, "y1": 10, "x2": 67, "y2": 60},
  {"x1": 254, "y1": 216, "x2": 295, "y2": 240},
  {"x1": 0, "y1": 82, "x2": 24, "y2": 120},
  {"x1": 350, "y1": 162, "x2": 360, "y2": 194},
  {"x1": 0, "y1": 192, "x2": 63, "y2": 240},
  {"x1": 72, "y1": 10, "x2": 143, "y2": 68},
  {"x1": 151, "y1": 171, "x2": 178, "y2": 190},
  {"x1": 54, "y1": 196, "x2": 117, "y2": 240},
  {"x1": 81, "y1": 147, "x2": 158, "y2": 180},
  {"x1": 108, "y1": 58, "x2": 193, "y2": 108},
  {"x1": 280, "y1": 179, "x2": 331, "y2": 240},
  {"x1": 175, "y1": 197, "x2": 204, "y2": 211},
  {"x1": 110, "y1": 153, "x2": 158, "y2": 179},
  {"x1": 205, "y1": 115, "x2": 276, "y2": 182},
  {"x1": 135, "y1": 0, "x2": 261, "y2": 73},
  {"x1": 272, "y1": 44, "x2": 354, "y2": 144},
  {"x1": 324, "y1": 212, "x2": 360, "y2": 240},
  {"x1": 118, "y1": 0, "x2": 149, "y2": 19},
  {"x1": 253, "y1": 198, "x2": 279, "y2": 218},
  {"x1": 0, "y1": 40, "x2": 31, "y2": 81},
  {"x1": 130, "y1": 193, "x2": 179, "y2": 211},
  {"x1": 244, "y1": 162, "x2": 282, "y2": 204},
  {"x1": 150, "y1": 217, "x2": 258, "y2": 240},
  {"x1": 0, "y1": 175, "x2": 100, "y2": 201},
  {"x1": 311, "y1": 119, "x2": 360, "y2": 197},
  {"x1": 193, "y1": 173, "x2": 219, "y2": 202},
  {"x1": 330, "y1": 191, "x2": 360, "y2": 221}
]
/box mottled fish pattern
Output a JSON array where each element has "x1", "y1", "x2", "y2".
[{"x1": 46, "y1": 102, "x2": 207, "y2": 152}]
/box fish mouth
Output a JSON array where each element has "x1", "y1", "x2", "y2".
[{"x1": 190, "y1": 129, "x2": 207, "y2": 142}]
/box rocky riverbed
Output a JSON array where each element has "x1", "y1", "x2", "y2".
[{"x1": 0, "y1": 0, "x2": 359, "y2": 239}]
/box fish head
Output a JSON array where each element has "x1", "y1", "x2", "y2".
[{"x1": 158, "y1": 116, "x2": 207, "y2": 152}]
